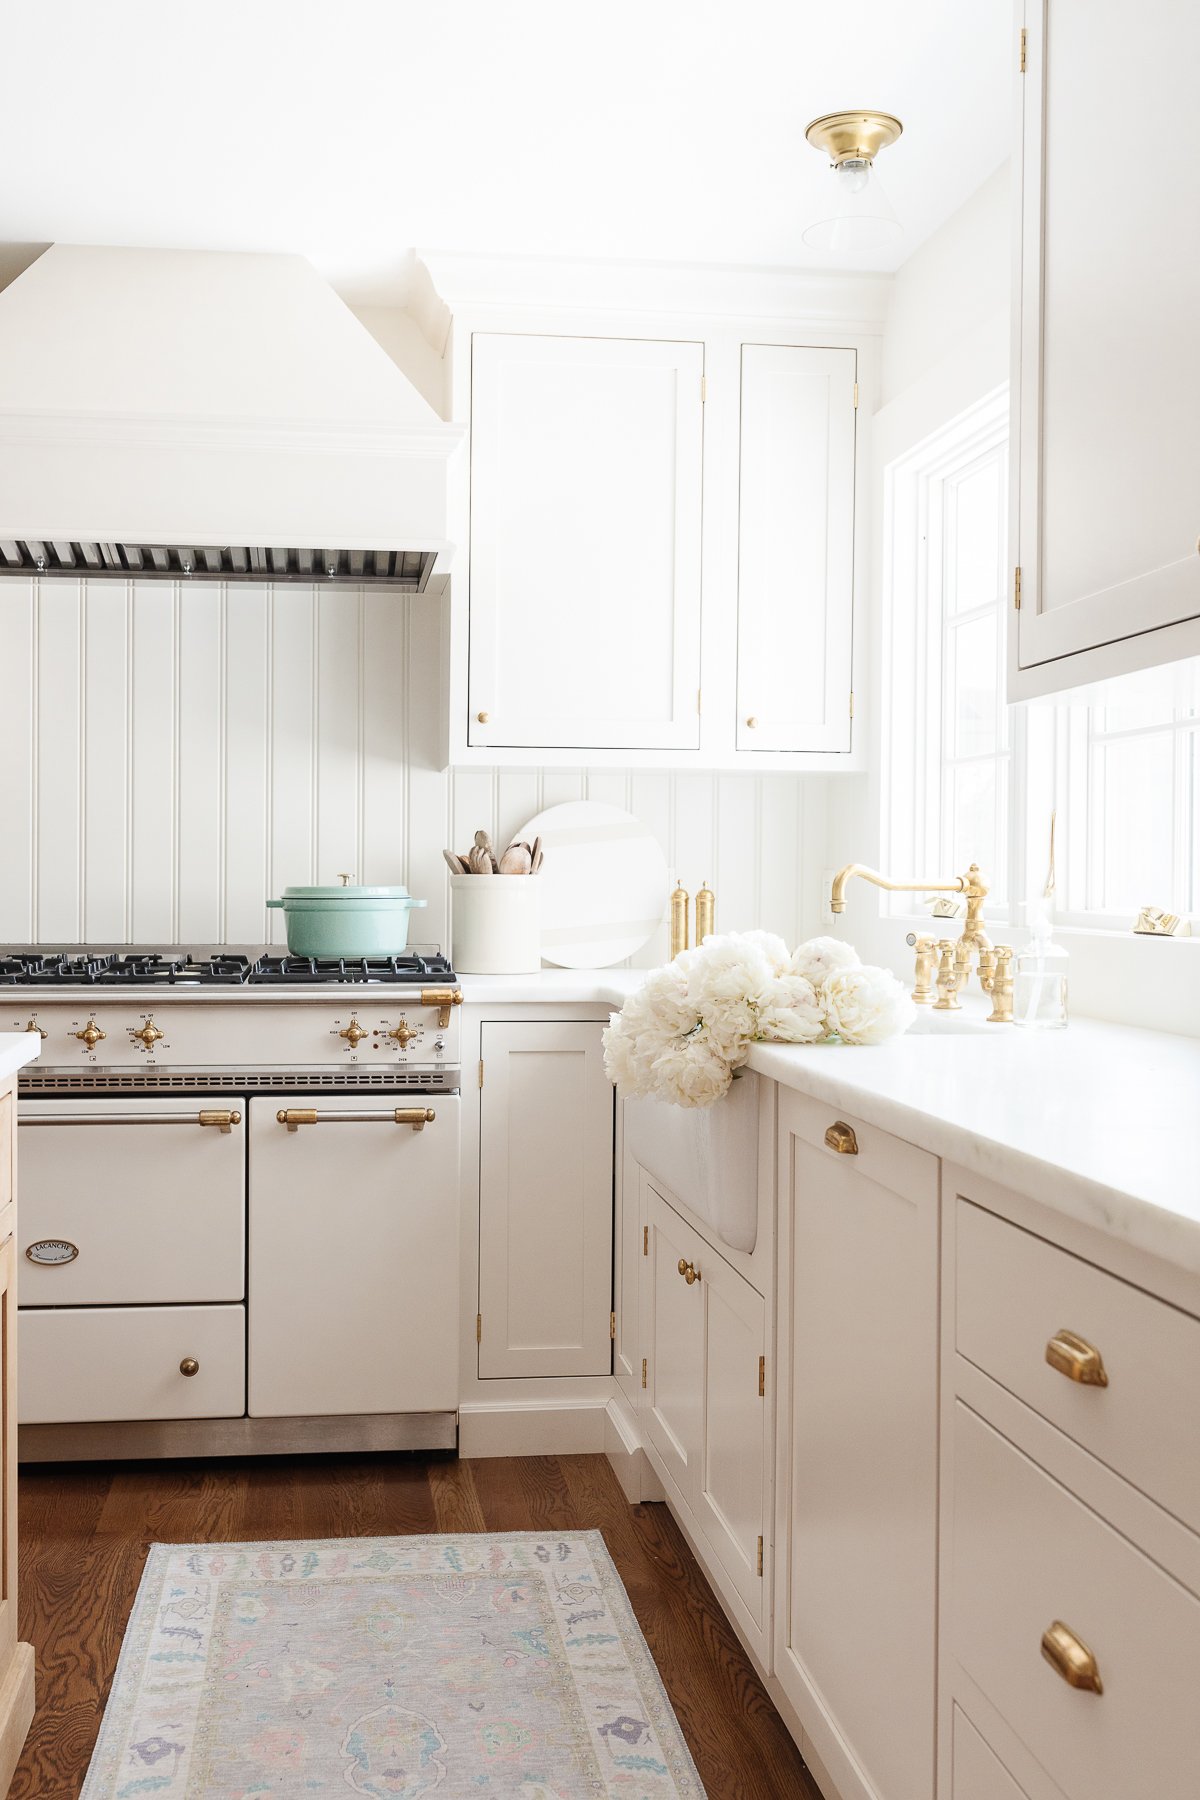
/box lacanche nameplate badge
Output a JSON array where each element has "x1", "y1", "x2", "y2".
[{"x1": 25, "y1": 1239, "x2": 79, "y2": 1266}]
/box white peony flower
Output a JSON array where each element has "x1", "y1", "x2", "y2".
[
  {"x1": 821, "y1": 964, "x2": 916, "y2": 1045},
  {"x1": 648, "y1": 1035, "x2": 733, "y2": 1108},
  {"x1": 788, "y1": 935, "x2": 861, "y2": 988},
  {"x1": 688, "y1": 935, "x2": 777, "y2": 1014},
  {"x1": 753, "y1": 973, "x2": 825, "y2": 1043}
]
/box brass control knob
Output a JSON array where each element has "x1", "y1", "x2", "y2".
[
  {"x1": 339, "y1": 1018, "x2": 369, "y2": 1048},
  {"x1": 179, "y1": 1358, "x2": 200, "y2": 1377},
  {"x1": 24, "y1": 1019, "x2": 47, "y2": 1040},
  {"x1": 73, "y1": 1018, "x2": 106, "y2": 1049},
  {"x1": 132, "y1": 1020, "x2": 164, "y2": 1050},
  {"x1": 388, "y1": 1018, "x2": 417, "y2": 1048}
]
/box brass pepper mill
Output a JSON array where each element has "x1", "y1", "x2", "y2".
[
  {"x1": 694, "y1": 881, "x2": 715, "y2": 943},
  {"x1": 669, "y1": 881, "x2": 690, "y2": 960}
]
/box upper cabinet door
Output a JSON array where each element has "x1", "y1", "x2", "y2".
[
  {"x1": 1012, "y1": 0, "x2": 1200, "y2": 697},
  {"x1": 736, "y1": 344, "x2": 857, "y2": 753},
  {"x1": 469, "y1": 333, "x2": 704, "y2": 751}
]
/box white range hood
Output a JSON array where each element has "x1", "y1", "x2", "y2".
[{"x1": 0, "y1": 245, "x2": 464, "y2": 588}]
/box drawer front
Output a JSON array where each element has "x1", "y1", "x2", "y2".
[
  {"x1": 780, "y1": 1088, "x2": 938, "y2": 1207},
  {"x1": 950, "y1": 1403, "x2": 1200, "y2": 1800},
  {"x1": 18, "y1": 1099, "x2": 245, "y2": 1304},
  {"x1": 20, "y1": 1304, "x2": 245, "y2": 1423},
  {"x1": 957, "y1": 1197, "x2": 1200, "y2": 1532},
  {"x1": 952, "y1": 1709, "x2": 1028, "y2": 1800}
]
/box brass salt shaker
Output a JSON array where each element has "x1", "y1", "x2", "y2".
[
  {"x1": 669, "y1": 881, "x2": 690, "y2": 960},
  {"x1": 694, "y1": 881, "x2": 715, "y2": 943}
]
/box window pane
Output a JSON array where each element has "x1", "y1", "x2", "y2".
[
  {"x1": 1091, "y1": 662, "x2": 1181, "y2": 734},
  {"x1": 949, "y1": 461, "x2": 1002, "y2": 613},
  {"x1": 949, "y1": 614, "x2": 999, "y2": 758},
  {"x1": 1088, "y1": 733, "x2": 1175, "y2": 913},
  {"x1": 946, "y1": 757, "x2": 1008, "y2": 901}
]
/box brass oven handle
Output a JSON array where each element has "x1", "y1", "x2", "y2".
[
  {"x1": 21, "y1": 1110, "x2": 241, "y2": 1131},
  {"x1": 677, "y1": 1258, "x2": 702, "y2": 1285},
  {"x1": 421, "y1": 987, "x2": 463, "y2": 1029},
  {"x1": 276, "y1": 1108, "x2": 436, "y2": 1131},
  {"x1": 824, "y1": 1121, "x2": 859, "y2": 1155},
  {"x1": 1041, "y1": 1620, "x2": 1103, "y2": 1693},
  {"x1": 179, "y1": 1358, "x2": 200, "y2": 1378},
  {"x1": 1045, "y1": 1329, "x2": 1109, "y2": 1388}
]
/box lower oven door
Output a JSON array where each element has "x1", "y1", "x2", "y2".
[{"x1": 247, "y1": 1092, "x2": 461, "y2": 1418}]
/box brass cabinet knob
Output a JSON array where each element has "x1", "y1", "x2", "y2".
[
  {"x1": 388, "y1": 1019, "x2": 417, "y2": 1048},
  {"x1": 73, "y1": 1019, "x2": 106, "y2": 1049},
  {"x1": 337, "y1": 872, "x2": 353, "y2": 886},
  {"x1": 824, "y1": 1121, "x2": 859, "y2": 1155},
  {"x1": 132, "y1": 1020, "x2": 164, "y2": 1050},
  {"x1": 179, "y1": 1358, "x2": 200, "y2": 1377},
  {"x1": 477, "y1": 711, "x2": 490, "y2": 724},
  {"x1": 23, "y1": 1019, "x2": 47, "y2": 1040},
  {"x1": 1041, "y1": 1620, "x2": 1103, "y2": 1693},
  {"x1": 677, "y1": 1258, "x2": 702, "y2": 1285},
  {"x1": 1045, "y1": 1328, "x2": 1108, "y2": 1387},
  {"x1": 339, "y1": 1019, "x2": 369, "y2": 1048},
  {"x1": 745, "y1": 716, "x2": 758, "y2": 729}
]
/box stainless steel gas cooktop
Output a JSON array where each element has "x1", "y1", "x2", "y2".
[{"x1": 0, "y1": 945, "x2": 457, "y2": 987}]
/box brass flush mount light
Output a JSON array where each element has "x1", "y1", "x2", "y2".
[{"x1": 803, "y1": 110, "x2": 904, "y2": 253}]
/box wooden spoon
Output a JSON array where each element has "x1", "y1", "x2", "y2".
[
  {"x1": 443, "y1": 849, "x2": 468, "y2": 876},
  {"x1": 499, "y1": 841, "x2": 533, "y2": 875}
]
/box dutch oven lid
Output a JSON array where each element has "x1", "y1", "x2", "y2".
[{"x1": 271, "y1": 874, "x2": 424, "y2": 905}]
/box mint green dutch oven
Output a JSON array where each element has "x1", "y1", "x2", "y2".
[{"x1": 267, "y1": 877, "x2": 427, "y2": 957}]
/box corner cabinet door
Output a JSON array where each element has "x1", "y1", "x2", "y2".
[
  {"x1": 694, "y1": 1240, "x2": 768, "y2": 1630},
  {"x1": 468, "y1": 333, "x2": 704, "y2": 752},
  {"x1": 736, "y1": 344, "x2": 857, "y2": 752},
  {"x1": 477, "y1": 1022, "x2": 614, "y2": 1378},
  {"x1": 642, "y1": 1184, "x2": 705, "y2": 1499},
  {"x1": 1012, "y1": 1, "x2": 1200, "y2": 694}
]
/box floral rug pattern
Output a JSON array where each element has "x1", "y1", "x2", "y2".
[{"x1": 81, "y1": 1531, "x2": 705, "y2": 1798}]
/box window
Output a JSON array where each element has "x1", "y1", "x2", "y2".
[{"x1": 884, "y1": 389, "x2": 1200, "y2": 930}]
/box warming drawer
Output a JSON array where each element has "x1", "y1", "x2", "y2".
[
  {"x1": 18, "y1": 1097, "x2": 245, "y2": 1304},
  {"x1": 20, "y1": 1304, "x2": 246, "y2": 1423}
]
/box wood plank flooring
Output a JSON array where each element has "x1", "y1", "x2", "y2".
[{"x1": 13, "y1": 1451, "x2": 821, "y2": 1799}]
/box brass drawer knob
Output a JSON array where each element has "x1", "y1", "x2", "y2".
[
  {"x1": 1045, "y1": 1329, "x2": 1108, "y2": 1387},
  {"x1": 824, "y1": 1121, "x2": 859, "y2": 1155},
  {"x1": 477, "y1": 711, "x2": 490, "y2": 724},
  {"x1": 1041, "y1": 1620, "x2": 1103, "y2": 1693},
  {"x1": 745, "y1": 716, "x2": 758, "y2": 729},
  {"x1": 677, "y1": 1258, "x2": 702, "y2": 1285},
  {"x1": 179, "y1": 1358, "x2": 200, "y2": 1378}
]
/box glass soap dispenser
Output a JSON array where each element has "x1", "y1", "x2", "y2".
[{"x1": 1013, "y1": 812, "x2": 1068, "y2": 1029}]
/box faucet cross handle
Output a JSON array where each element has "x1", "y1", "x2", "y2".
[{"x1": 933, "y1": 940, "x2": 961, "y2": 1011}]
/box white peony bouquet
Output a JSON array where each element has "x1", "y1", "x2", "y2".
[{"x1": 603, "y1": 930, "x2": 914, "y2": 1108}]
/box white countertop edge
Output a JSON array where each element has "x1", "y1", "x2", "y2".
[{"x1": 0, "y1": 1034, "x2": 42, "y2": 1081}]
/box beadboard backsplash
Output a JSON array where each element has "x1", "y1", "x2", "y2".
[{"x1": 0, "y1": 579, "x2": 823, "y2": 965}]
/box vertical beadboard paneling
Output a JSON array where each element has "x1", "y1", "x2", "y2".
[
  {"x1": 0, "y1": 580, "x2": 35, "y2": 940},
  {"x1": 176, "y1": 586, "x2": 223, "y2": 942},
  {"x1": 0, "y1": 577, "x2": 816, "y2": 955},
  {"x1": 129, "y1": 584, "x2": 176, "y2": 942}
]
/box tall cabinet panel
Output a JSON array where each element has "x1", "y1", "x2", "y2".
[
  {"x1": 1012, "y1": 0, "x2": 1200, "y2": 694},
  {"x1": 736, "y1": 344, "x2": 857, "y2": 753},
  {"x1": 468, "y1": 332, "x2": 704, "y2": 752},
  {"x1": 0, "y1": 1082, "x2": 35, "y2": 1791}
]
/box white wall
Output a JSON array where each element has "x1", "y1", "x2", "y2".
[{"x1": 0, "y1": 576, "x2": 822, "y2": 965}]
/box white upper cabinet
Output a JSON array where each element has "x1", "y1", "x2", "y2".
[
  {"x1": 467, "y1": 333, "x2": 704, "y2": 752},
  {"x1": 1012, "y1": 0, "x2": 1200, "y2": 696},
  {"x1": 736, "y1": 344, "x2": 857, "y2": 752}
]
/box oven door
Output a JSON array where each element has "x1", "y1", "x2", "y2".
[
  {"x1": 18, "y1": 1096, "x2": 245, "y2": 1305},
  {"x1": 247, "y1": 1092, "x2": 460, "y2": 1417}
]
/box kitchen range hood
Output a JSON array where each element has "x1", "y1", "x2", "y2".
[{"x1": 0, "y1": 245, "x2": 464, "y2": 588}]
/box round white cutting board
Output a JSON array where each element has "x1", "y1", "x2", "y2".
[{"x1": 515, "y1": 801, "x2": 669, "y2": 968}]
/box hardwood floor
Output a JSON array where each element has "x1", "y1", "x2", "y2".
[{"x1": 14, "y1": 1451, "x2": 820, "y2": 1799}]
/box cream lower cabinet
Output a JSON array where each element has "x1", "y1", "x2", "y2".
[
  {"x1": 0, "y1": 1082, "x2": 34, "y2": 1792},
  {"x1": 775, "y1": 1091, "x2": 939, "y2": 1800},
  {"x1": 641, "y1": 1178, "x2": 770, "y2": 1652},
  {"x1": 477, "y1": 1021, "x2": 614, "y2": 1378}
]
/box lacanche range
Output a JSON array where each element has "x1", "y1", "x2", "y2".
[{"x1": 3, "y1": 945, "x2": 465, "y2": 1461}]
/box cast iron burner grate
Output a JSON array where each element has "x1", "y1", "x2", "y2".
[{"x1": 0, "y1": 949, "x2": 457, "y2": 987}]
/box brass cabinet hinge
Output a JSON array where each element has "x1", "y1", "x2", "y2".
[
  {"x1": 1019, "y1": 26, "x2": 1027, "y2": 71},
  {"x1": 700, "y1": 374, "x2": 707, "y2": 403},
  {"x1": 696, "y1": 688, "x2": 702, "y2": 716},
  {"x1": 476, "y1": 1313, "x2": 482, "y2": 1344},
  {"x1": 849, "y1": 691, "x2": 855, "y2": 719},
  {"x1": 758, "y1": 1355, "x2": 766, "y2": 1398},
  {"x1": 641, "y1": 1357, "x2": 648, "y2": 1390},
  {"x1": 643, "y1": 1225, "x2": 649, "y2": 1256},
  {"x1": 610, "y1": 1310, "x2": 617, "y2": 1341},
  {"x1": 477, "y1": 1059, "x2": 484, "y2": 1088},
  {"x1": 852, "y1": 381, "x2": 859, "y2": 409},
  {"x1": 756, "y1": 1535, "x2": 764, "y2": 1577},
  {"x1": 1013, "y1": 566, "x2": 1022, "y2": 611}
]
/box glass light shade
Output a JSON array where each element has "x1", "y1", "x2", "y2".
[{"x1": 802, "y1": 161, "x2": 902, "y2": 254}]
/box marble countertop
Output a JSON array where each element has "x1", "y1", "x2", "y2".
[
  {"x1": 0, "y1": 1034, "x2": 40, "y2": 1082},
  {"x1": 457, "y1": 969, "x2": 1200, "y2": 1275}
]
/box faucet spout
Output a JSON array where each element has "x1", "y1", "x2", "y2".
[{"x1": 829, "y1": 863, "x2": 967, "y2": 915}]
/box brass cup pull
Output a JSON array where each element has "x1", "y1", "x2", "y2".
[
  {"x1": 179, "y1": 1358, "x2": 200, "y2": 1378},
  {"x1": 1041, "y1": 1620, "x2": 1103, "y2": 1693},
  {"x1": 677, "y1": 1258, "x2": 702, "y2": 1285},
  {"x1": 824, "y1": 1121, "x2": 859, "y2": 1155},
  {"x1": 1046, "y1": 1329, "x2": 1109, "y2": 1388}
]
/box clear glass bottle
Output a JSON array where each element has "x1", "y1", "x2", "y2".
[{"x1": 1013, "y1": 905, "x2": 1069, "y2": 1030}]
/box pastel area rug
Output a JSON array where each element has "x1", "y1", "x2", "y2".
[{"x1": 81, "y1": 1531, "x2": 706, "y2": 1798}]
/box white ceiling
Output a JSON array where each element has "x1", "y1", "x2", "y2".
[{"x1": 0, "y1": 1, "x2": 1012, "y2": 307}]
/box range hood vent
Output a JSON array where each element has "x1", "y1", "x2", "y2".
[
  {"x1": 0, "y1": 539, "x2": 435, "y2": 590},
  {"x1": 0, "y1": 246, "x2": 463, "y2": 583}
]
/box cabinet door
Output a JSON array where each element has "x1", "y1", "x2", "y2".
[
  {"x1": 694, "y1": 1239, "x2": 768, "y2": 1627},
  {"x1": 0, "y1": 1229, "x2": 15, "y2": 1671},
  {"x1": 642, "y1": 1184, "x2": 705, "y2": 1498},
  {"x1": 469, "y1": 332, "x2": 704, "y2": 752},
  {"x1": 1013, "y1": 1, "x2": 1200, "y2": 693},
  {"x1": 477, "y1": 1022, "x2": 613, "y2": 1378},
  {"x1": 776, "y1": 1093, "x2": 939, "y2": 1800},
  {"x1": 248, "y1": 1094, "x2": 460, "y2": 1417},
  {"x1": 736, "y1": 344, "x2": 857, "y2": 752}
]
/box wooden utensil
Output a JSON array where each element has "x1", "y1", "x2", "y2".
[
  {"x1": 443, "y1": 849, "x2": 468, "y2": 876},
  {"x1": 499, "y1": 841, "x2": 533, "y2": 875}
]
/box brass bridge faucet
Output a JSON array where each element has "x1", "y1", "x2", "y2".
[{"x1": 830, "y1": 861, "x2": 1013, "y2": 1020}]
